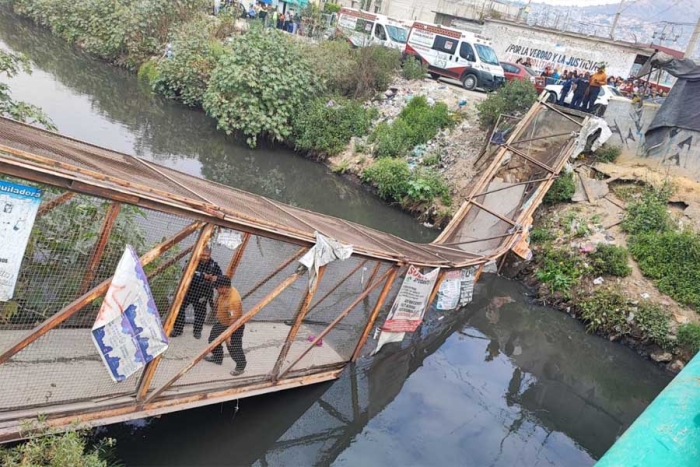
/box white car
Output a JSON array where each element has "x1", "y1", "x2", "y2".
[{"x1": 544, "y1": 84, "x2": 630, "y2": 116}]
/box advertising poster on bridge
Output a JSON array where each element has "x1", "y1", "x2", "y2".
[
  {"x1": 0, "y1": 180, "x2": 42, "y2": 302},
  {"x1": 436, "y1": 266, "x2": 478, "y2": 310},
  {"x1": 91, "y1": 246, "x2": 169, "y2": 382},
  {"x1": 375, "y1": 266, "x2": 439, "y2": 353}
]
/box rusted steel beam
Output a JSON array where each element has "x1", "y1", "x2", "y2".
[
  {"x1": 469, "y1": 200, "x2": 517, "y2": 226},
  {"x1": 540, "y1": 102, "x2": 584, "y2": 127},
  {"x1": 502, "y1": 145, "x2": 557, "y2": 173},
  {"x1": 0, "y1": 368, "x2": 344, "y2": 444},
  {"x1": 37, "y1": 192, "x2": 75, "y2": 216},
  {"x1": 0, "y1": 220, "x2": 205, "y2": 366},
  {"x1": 511, "y1": 131, "x2": 574, "y2": 145},
  {"x1": 271, "y1": 266, "x2": 326, "y2": 382},
  {"x1": 241, "y1": 247, "x2": 307, "y2": 300},
  {"x1": 143, "y1": 270, "x2": 305, "y2": 404},
  {"x1": 278, "y1": 268, "x2": 393, "y2": 380},
  {"x1": 474, "y1": 263, "x2": 486, "y2": 283},
  {"x1": 443, "y1": 232, "x2": 517, "y2": 247},
  {"x1": 363, "y1": 262, "x2": 381, "y2": 291},
  {"x1": 473, "y1": 176, "x2": 554, "y2": 198},
  {"x1": 306, "y1": 260, "x2": 368, "y2": 316},
  {"x1": 225, "y1": 232, "x2": 251, "y2": 280},
  {"x1": 136, "y1": 223, "x2": 215, "y2": 401},
  {"x1": 351, "y1": 266, "x2": 400, "y2": 362},
  {"x1": 78, "y1": 202, "x2": 122, "y2": 296},
  {"x1": 146, "y1": 245, "x2": 194, "y2": 279}
]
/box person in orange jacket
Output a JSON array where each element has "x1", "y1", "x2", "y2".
[
  {"x1": 583, "y1": 65, "x2": 607, "y2": 113},
  {"x1": 204, "y1": 276, "x2": 247, "y2": 376}
]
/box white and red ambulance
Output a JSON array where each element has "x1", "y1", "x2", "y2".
[
  {"x1": 336, "y1": 8, "x2": 408, "y2": 52},
  {"x1": 405, "y1": 22, "x2": 505, "y2": 91}
]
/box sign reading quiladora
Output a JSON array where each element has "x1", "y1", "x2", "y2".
[{"x1": 0, "y1": 180, "x2": 42, "y2": 302}]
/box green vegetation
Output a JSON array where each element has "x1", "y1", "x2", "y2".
[
  {"x1": 578, "y1": 288, "x2": 672, "y2": 349},
  {"x1": 0, "y1": 50, "x2": 54, "y2": 129},
  {"x1": 529, "y1": 226, "x2": 554, "y2": 244},
  {"x1": 476, "y1": 79, "x2": 538, "y2": 127},
  {"x1": 11, "y1": 0, "x2": 207, "y2": 69},
  {"x1": 203, "y1": 27, "x2": 322, "y2": 147},
  {"x1": 361, "y1": 158, "x2": 411, "y2": 201},
  {"x1": 594, "y1": 144, "x2": 622, "y2": 163},
  {"x1": 371, "y1": 96, "x2": 454, "y2": 158},
  {"x1": 361, "y1": 159, "x2": 451, "y2": 205},
  {"x1": 290, "y1": 97, "x2": 376, "y2": 157},
  {"x1": 543, "y1": 171, "x2": 576, "y2": 204},
  {"x1": 678, "y1": 323, "x2": 700, "y2": 354},
  {"x1": 622, "y1": 184, "x2": 672, "y2": 235},
  {"x1": 589, "y1": 244, "x2": 632, "y2": 277},
  {"x1": 154, "y1": 15, "x2": 224, "y2": 107},
  {"x1": 535, "y1": 245, "x2": 589, "y2": 296},
  {"x1": 0, "y1": 429, "x2": 116, "y2": 466},
  {"x1": 421, "y1": 153, "x2": 440, "y2": 167},
  {"x1": 323, "y1": 2, "x2": 341, "y2": 13},
  {"x1": 304, "y1": 41, "x2": 401, "y2": 100},
  {"x1": 579, "y1": 288, "x2": 631, "y2": 335},
  {"x1": 401, "y1": 58, "x2": 428, "y2": 81},
  {"x1": 636, "y1": 302, "x2": 672, "y2": 349},
  {"x1": 630, "y1": 230, "x2": 700, "y2": 310}
]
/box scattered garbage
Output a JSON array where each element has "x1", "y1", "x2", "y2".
[
  {"x1": 593, "y1": 277, "x2": 605, "y2": 285},
  {"x1": 640, "y1": 292, "x2": 651, "y2": 299},
  {"x1": 307, "y1": 335, "x2": 323, "y2": 346}
]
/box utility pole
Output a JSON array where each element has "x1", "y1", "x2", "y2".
[
  {"x1": 686, "y1": 16, "x2": 700, "y2": 59},
  {"x1": 609, "y1": 0, "x2": 625, "y2": 39}
]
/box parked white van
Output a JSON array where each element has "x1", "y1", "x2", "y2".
[
  {"x1": 405, "y1": 22, "x2": 505, "y2": 91},
  {"x1": 336, "y1": 8, "x2": 408, "y2": 52}
]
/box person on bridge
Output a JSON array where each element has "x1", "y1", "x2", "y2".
[
  {"x1": 172, "y1": 246, "x2": 222, "y2": 339},
  {"x1": 204, "y1": 276, "x2": 247, "y2": 376}
]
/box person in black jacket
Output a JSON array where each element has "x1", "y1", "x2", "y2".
[
  {"x1": 571, "y1": 72, "x2": 590, "y2": 109},
  {"x1": 172, "y1": 246, "x2": 222, "y2": 339}
]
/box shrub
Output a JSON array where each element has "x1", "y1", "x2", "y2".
[
  {"x1": 290, "y1": 97, "x2": 376, "y2": 156},
  {"x1": 476, "y1": 78, "x2": 537, "y2": 127},
  {"x1": 588, "y1": 244, "x2": 632, "y2": 277},
  {"x1": 629, "y1": 230, "x2": 700, "y2": 309},
  {"x1": 0, "y1": 429, "x2": 116, "y2": 466},
  {"x1": 530, "y1": 227, "x2": 553, "y2": 244},
  {"x1": 622, "y1": 184, "x2": 672, "y2": 235},
  {"x1": 203, "y1": 27, "x2": 323, "y2": 147},
  {"x1": 579, "y1": 288, "x2": 631, "y2": 335},
  {"x1": 635, "y1": 303, "x2": 672, "y2": 349},
  {"x1": 371, "y1": 96, "x2": 454, "y2": 158},
  {"x1": 154, "y1": 15, "x2": 224, "y2": 107},
  {"x1": 422, "y1": 153, "x2": 440, "y2": 167},
  {"x1": 678, "y1": 323, "x2": 700, "y2": 354},
  {"x1": 543, "y1": 171, "x2": 575, "y2": 204},
  {"x1": 323, "y1": 2, "x2": 341, "y2": 13},
  {"x1": 137, "y1": 60, "x2": 159, "y2": 86},
  {"x1": 361, "y1": 158, "x2": 411, "y2": 201},
  {"x1": 12, "y1": 0, "x2": 208, "y2": 69},
  {"x1": 594, "y1": 144, "x2": 622, "y2": 163},
  {"x1": 407, "y1": 169, "x2": 451, "y2": 205},
  {"x1": 304, "y1": 42, "x2": 400, "y2": 99},
  {"x1": 402, "y1": 58, "x2": 428, "y2": 81},
  {"x1": 535, "y1": 245, "x2": 589, "y2": 296}
]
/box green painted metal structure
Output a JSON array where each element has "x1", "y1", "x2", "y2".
[{"x1": 597, "y1": 352, "x2": 700, "y2": 466}]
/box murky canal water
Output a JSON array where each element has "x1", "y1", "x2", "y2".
[{"x1": 0, "y1": 12, "x2": 672, "y2": 466}]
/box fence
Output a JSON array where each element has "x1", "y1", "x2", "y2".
[{"x1": 0, "y1": 96, "x2": 588, "y2": 441}]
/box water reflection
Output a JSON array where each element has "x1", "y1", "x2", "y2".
[
  {"x1": 0, "y1": 10, "x2": 435, "y2": 243},
  {"x1": 106, "y1": 275, "x2": 669, "y2": 466}
]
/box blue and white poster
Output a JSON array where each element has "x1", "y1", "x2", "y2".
[
  {"x1": 0, "y1": 180, "x2": 42, "y2": 302},
  {"x1": 92, "y1": 245, "x2": 169, "y2": 382}
]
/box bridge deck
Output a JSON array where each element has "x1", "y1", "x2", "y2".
[{"x1": 0, "y1": 98, "x2": 590, "y2": 441}]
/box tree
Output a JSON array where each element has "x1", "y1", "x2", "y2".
[{"x1": 0, "y1": 50, "x2": 55, "y2": 129}]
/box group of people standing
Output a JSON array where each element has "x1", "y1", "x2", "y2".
[
  {"x1": 172, "y1": 247, "x2": 247, "y2": 377},
  {"x1": 541, "y1": 65, "x2": 608, "y2": 113}
]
